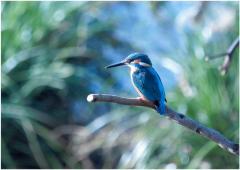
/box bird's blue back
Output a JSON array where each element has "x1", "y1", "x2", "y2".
[{"x1": 131, "y1": 64, "x2": 166, "y2": 114}]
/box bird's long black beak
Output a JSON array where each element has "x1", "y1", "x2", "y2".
[{"x1": 105, "y1": 61, "x2": 126, "y2": 69}]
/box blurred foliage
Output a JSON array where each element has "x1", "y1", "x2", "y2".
[{"x1": 1, "y1": 1, "x2": 239, "y2": 169}]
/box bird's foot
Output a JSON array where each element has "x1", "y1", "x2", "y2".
[{"x1": 137, "y1": 97, "x2": 149, "y2": 103}]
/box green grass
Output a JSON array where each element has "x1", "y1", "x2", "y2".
[{"x1": 1, "y1": 1, "x2": 239, "y2": 169}]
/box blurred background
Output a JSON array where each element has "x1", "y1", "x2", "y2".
[{"x1": 1, "y1": 1, "x2": 239, "y2": 169}]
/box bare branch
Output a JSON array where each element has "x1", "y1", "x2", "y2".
[
  {"x1": 87, "y1": 94, "x2": 239, "y2": 156},
  {"x1": 220, "y1": 37, "x2": 239, "y2": 75},
  {"x1": 205, "y1": 37, "x2": 239, "y2": 75}
]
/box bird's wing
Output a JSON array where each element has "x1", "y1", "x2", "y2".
[
  {"x1": 155, "y1": 70, "x2": 167, "y2": 103},
  {"x1": 132, "y1": 67, "x2": 165, "y2": 102}
]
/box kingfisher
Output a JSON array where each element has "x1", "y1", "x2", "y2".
[{"x1": 105, "y1": 53, "x2": 167, "y2": 115}]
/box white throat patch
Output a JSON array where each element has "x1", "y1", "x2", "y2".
[{"x1": 127, "y1": 64, "x2": 138, "y2": 73}]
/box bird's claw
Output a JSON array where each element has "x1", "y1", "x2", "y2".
[{"x1": 137, "y1": 97, "x2": 149, "y2": 103}]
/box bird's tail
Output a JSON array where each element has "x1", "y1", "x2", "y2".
[{"x1": 155, "y1": 101, "x2": 166, "y2": 115}]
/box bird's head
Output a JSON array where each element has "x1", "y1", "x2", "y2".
[{"x1": 105, "y1": 53, "x2": 152, "y2": 69}]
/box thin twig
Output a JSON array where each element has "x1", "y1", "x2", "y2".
[
  {"x1": 87, "y1": 94, "x2": 239, "y2": 156},
  {"x1": 205, "y1": 37, "x2": 239, "y2": 75}
]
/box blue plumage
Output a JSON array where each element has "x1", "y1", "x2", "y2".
[
  {"x1": 131, "y1": 64, "x2": 166, "y2": 115},
  {"x1": 106, "y1": 53, "x2": 167, "y2": 115}
]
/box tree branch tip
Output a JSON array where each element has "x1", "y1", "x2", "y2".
[{"x1": 87, "y1": 94, "x2": 96, "y2": 102}]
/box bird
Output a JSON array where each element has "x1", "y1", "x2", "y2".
[{"x1": 105, "y1": 52, "x2": 167, "y2": 115}]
